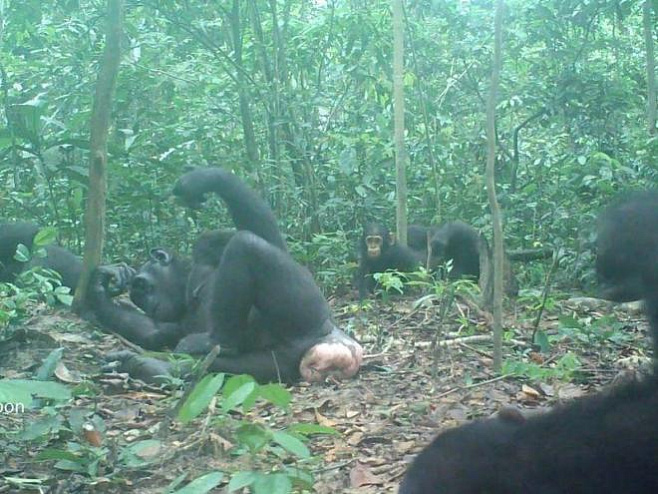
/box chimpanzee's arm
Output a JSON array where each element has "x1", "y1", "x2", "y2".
[
  {"x1": 357, "y1": 257, "x2": 374, "y2": 300},
  {"x1": 173, "y1": 168, "x2": 287, "y2": 251},
  {"x1": 87, "y1": 266, "x2": 182, "y2": 350}
]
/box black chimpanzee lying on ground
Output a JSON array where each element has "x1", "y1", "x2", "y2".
[
  {"x1": 399, "y1": 191, "x2": 658, "y2": 494},
  {"x1": 91, "y1": 167, "x2": 363, "y2": 383},
  {"x1": 1, "y1": 168, "x2": 362, "y2": 384},
  {"x1": 0, "y1": 222, "x2": 82, "y2": 290}
]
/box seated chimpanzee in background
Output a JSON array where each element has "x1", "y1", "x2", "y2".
[
  {"x1": 429, "y1": 221, "x2": 482, "y2": 280},
  {"x1": 357, "y1": 222, "x2": 425, "y2": 299},
  {"x1": 89, "y1": 167, "x2": 363, "y2": 384},
  {"x1": 0, "y1": 221, "x2": 82, "y2": 290},
  {"x1": 399, "y1": 191, "x2": 658, "y2": 494}
]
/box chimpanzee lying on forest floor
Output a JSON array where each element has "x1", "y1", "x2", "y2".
[
  {"x1": 1, "y1": 168, "x2": 363, "y2": 384},
  {"x1": 399, "y1": 190, "x2": 658, "y2": 494},
  {"x1": 0, "y1": 222, "x2": 81, "y2": 290}
]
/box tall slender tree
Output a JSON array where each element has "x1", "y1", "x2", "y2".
[
  {"x1": 486, "y1": 0, "x2": 505, "y2": 372},
  {"x1": 393, "y1": 0, "x2": 408, "y2": 245},
  {"x1": 73, "y1": 0, "x2": 123, "y2": 309},
  {"x1": 644, "y1": 0, "x2": 656, "y2": 135}
]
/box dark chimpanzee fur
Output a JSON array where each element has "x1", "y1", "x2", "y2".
[
  {"x1": 0, "y1": 221, "x2": 82, "y2": 290},
  {"x1": 407, "y1": 224, "x2": 438, "y2": 253},
  {"x1": 399, "y1": 192, "x2": 658, "y2": 494},
  {"x1": 596, "y1": 190, "x2": 658, "y2": 303},
  {"x1": 89, "y1": 168, "x2": 362, "y2": 383},
  {"x1": 429, "y1": 221, "x2": 482, "y2": 280},
  {"x1": 357, "y1": 222, "x2": 424, "y2": 299}
]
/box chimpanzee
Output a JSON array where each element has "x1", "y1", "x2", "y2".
[
  {"x1": 407, "y1": 224, "x2": 438, "y2": 253},
  {"x1": 0, "y1": 221, "x2": 81, "y2": 290},
  {"x1": 356, "y1": 222, "x2": 424, "y2": 298},
  {"x1": 596, "y1": 190, "x2": 658, "y2": 303},
  {"x1": 89, "y1": 167, "x2": 363, "y2": 384},
  {"x1": 399, "y1": 192, "x2": 658, "y2": 494},
  {"x1": 429, "y1": 221, "x2": 482, "y2": 280}
]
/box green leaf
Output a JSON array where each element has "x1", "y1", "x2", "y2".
[
  {"x1": 35, "y1": 348, "x2": 64, "y2": 380},
  {"x1": 0, "y1": 379, "x2": 71, "y2": 406},
  {"x1": 253, "y1": 473, "x2": 292, "y2": 494},
  {"x1": 533, "y1": 330, "x2": 550, "y2": 353},
  {"x1": 287, "y1": 423, "x2": 337, "y2": 436},
  {"x1": 227, "y1": 471, "x2": 258, "y2": 492},
  {"x1": 14, "y1": 244, "x2": 31, "y2": 263},
  {"x1": 257, "y1": 384, "x2": 292, "y2": 409},
  {"x1": 36, "y1": 449, "x2": 80, "y2": 462},
  {"x1": 236, "y1": 423, "x2": 270, "y2": 452},
  {"x1": 177, "y1": 373, "x2": 225, "y2": 423},
  {"x1": 33, "y1": 227, "x2": 58, "y2": 247},
  {"x1": 271, "y1": 431, "x2": 310, "y2": 458},
  {"x1": 20, "y1": 415, "x2": 65, "y2": 441},
  {"x1": 222, "y1": 376, "x2": 257, "y2": 412},
  {"x1": 171, "y1": 471, "x2": 224, "y2": 494}
]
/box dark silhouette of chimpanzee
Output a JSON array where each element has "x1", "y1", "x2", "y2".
[
  {"x1": 596, "y1": 190, "x2": 658, "y2": 303},
  {"x1": 399, "y1": 192, "x2": 658, "y2": 494},
  {"x1": 429, "y1": 221, "x2": 482, "y2": 280},
  {"x1": 356, "y1": 222, "x2": 424, "y2": 299},
  {"x1": 0, "y1": 222, "x2": 81, "y2": 290},
  {"x1": 89, "y1": 167, "x2": 362, "y2": 383}
]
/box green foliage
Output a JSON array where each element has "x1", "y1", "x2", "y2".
[
  {"x1": 175, "y1": 374, "x2": 329, "y2": 492},
  {"x1": 0, "y1": 231, "x2": 72, "y2": 330},
  {"x1": 503, "y1": 352, "x2": 583, "y2": 381},
  {"x1": 169, "y1": 472, "x2": 224, "y2": 494},
  {"x1": 1, "y1": 0, "x2": 654, "y2": 292},
  {"x1": 0, "y1": 379, "x2": 71, "y2": 408}
]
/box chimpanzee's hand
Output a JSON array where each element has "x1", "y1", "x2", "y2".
[
  {"x1": 172, "y1": 167, "x2": 223, "y2": 209},
  {"x1": 93, "y1": 263, "x2": 136, "y2": 297}
]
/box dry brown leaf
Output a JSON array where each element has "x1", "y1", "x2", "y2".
[
  {"x1": 54, "y1": 362, "x2": 82, "y2": 383},
  {"x1": 82, "y1": 423, "x2": 102, "y2": 447},
  {"x1": 393, "y1": 441, "x2": 416, "y2": 454},
  {"x1": 349, "y1": 461, "x2": 383, "y2": 488},
  {"x1": 347, "y1": 432, "x2": 363, "y2": 446},
  {"x1": 135, "y1": 441, "x2": 161, "y2": 459},
  {"x1": 315, "y1": 408, "x2": 336, "y2": 427},
  {"x1": 521, "y1": 384, "x2": 540, "y2": 398}
]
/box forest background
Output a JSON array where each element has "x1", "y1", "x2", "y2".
[{"x1": 1, "y1": 0, "x2": 656, "y2": 296}]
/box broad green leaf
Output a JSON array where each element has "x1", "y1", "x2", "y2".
[
  {"x1": 172, "y1": 471, "x2": 223, "y2": 494},
  {"x1": 34, "y1": 227, "x2": 58, "y2": 247},
  {"x1": 271, "y1": 431, "x2": 310, "y2": 458},
  {"x1": 257, "y1": 383, "x2": 292, "y2": 409},
  {"x1": 253, "y1": 473, "x2": 292, "y2": 494},
  {"x1": 228, "y1": 471, "x2": 258, "y2": 492},
  {"x1": 177, "y1": 373, "x2": 225, "y2": 423}
]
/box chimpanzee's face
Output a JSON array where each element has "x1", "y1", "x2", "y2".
[
  {"x1": 366, "y1": 235, "x2": 384, "y2": 258},
  {"x1": 130, "y1": 248, "x2": 188, "y2": 323}
]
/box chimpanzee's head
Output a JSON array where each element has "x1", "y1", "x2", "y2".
[
  {"x1": 362, "y1": 223, "x2": 394, "y2": 259},
  {"x1": 130, "y1": 248, "x2": 190, "y2": 322}
]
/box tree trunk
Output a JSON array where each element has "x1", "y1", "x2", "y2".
[
  {"x1": 644, "y1": 0, "x2": 656, "y2": 136},
  {"x1": 486, "y1": 0, "x2": 505, "y2": 372},
  {"x1": 73, "y1": 0, "x2": 123, "y2": 310},
  {"x1": 392, "y1": 0, "x2": 408, "y2": 245},
  {"x1": 230, "y1": 0, "x2": 259, "y2": 168}
]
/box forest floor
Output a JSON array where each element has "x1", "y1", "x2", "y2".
[{"x1": 0, "y1": 291, "x2": 652, "y2": 493}]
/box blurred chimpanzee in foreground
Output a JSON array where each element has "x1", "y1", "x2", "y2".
[{"x1": 399, "y1": 191, "x2": 658, "y2": 494}]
